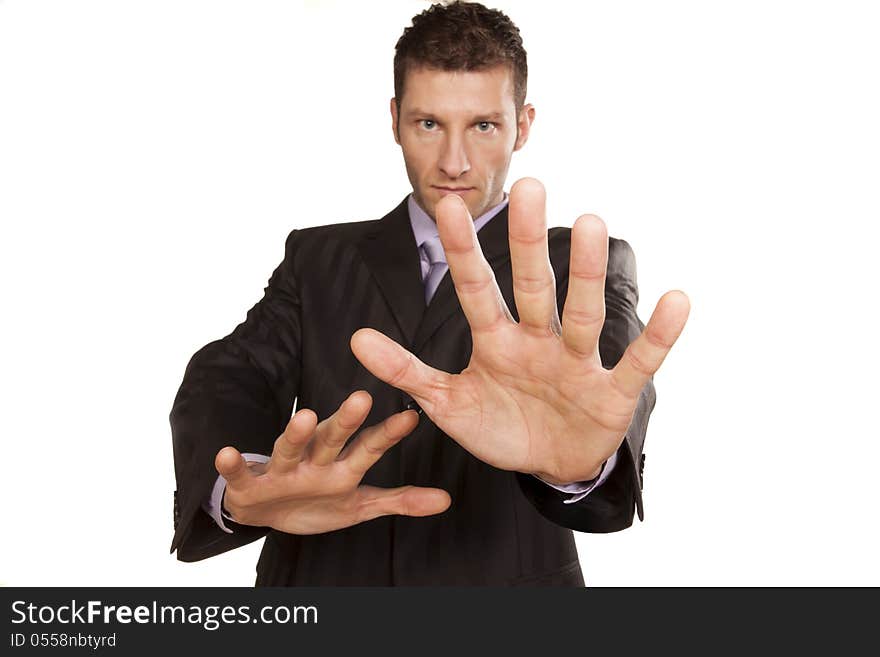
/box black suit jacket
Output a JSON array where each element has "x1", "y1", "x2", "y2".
[{"x1": 169, "y1": 196, "x2": 655, "y2": 586}]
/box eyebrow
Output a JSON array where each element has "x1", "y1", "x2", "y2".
[{"x1": 405, "y1": 109, "x2": 506, "y2": 121}]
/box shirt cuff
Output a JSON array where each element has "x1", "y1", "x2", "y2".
[
  {"x1": 201, "y1": 453, "x2": 270, "y2": 533},
  {"x1": 532, "y1": 451, "x2": 619, "y2": 505}
]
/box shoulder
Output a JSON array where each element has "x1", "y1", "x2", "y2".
[
  {"x1": 283, "y1": 217, "x2": 382, "y2": 251},
  {"x1": 280, "y1": 195, "x2": 410, "y2": 253},
  {"x1": 275, "y1": 218, "x2": 388, "y2": 277}
]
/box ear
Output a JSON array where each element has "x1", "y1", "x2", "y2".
[
  {"x1": 390, "y1": 97, "x2": 401, "y2": 145},
  {"x1": 513, "y1": 103, "x2": 535, "y2": 152}
]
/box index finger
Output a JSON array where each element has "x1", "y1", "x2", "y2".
[{"x1": 436, "y1": 194, "x2": 512, "y2": 333}]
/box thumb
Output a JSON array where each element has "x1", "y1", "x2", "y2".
[
  {"x1": 215, "y1": 446, "x2": 252, "y2": 488},
  {"x1": 350, "y1": 328, "x2": 449, "y2": 406},
  {"x1": 355, "y1": 485, "x2": 452, "y2": 523}
]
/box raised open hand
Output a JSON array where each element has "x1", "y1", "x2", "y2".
[
  {"x1": 215, "y1": 391, "x2": 451, "y2": 534},
  {"x1": 350, "y1": 178, "x2": 689, "y2": 485}
]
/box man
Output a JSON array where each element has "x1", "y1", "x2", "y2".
[{"x1": 170, "y1": 0, "x2": 688, "y2": 586}]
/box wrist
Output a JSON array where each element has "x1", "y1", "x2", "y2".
[
  {"x1": 220, "y1": 489, "x2": 233, "y2": 520},
  {"x1": 534, "y1": 462, "x2": 603, "y2": 486}
]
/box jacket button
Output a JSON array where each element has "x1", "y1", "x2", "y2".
[{"x1": 173, "y1": 490, "x2": 180, "y2": 529}]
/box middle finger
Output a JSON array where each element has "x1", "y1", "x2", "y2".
[
  {"x1": 508, "y1": 178, "x2": 558, "y2": 332},
  {"x1": 307, "y1": 390, "x2": 373, "y2": 466}
]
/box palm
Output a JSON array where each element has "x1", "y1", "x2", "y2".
[
  {"x1": 351, "y1": 178, "x2": 689, "y2": 484},
  {"x1": 439, "y1": 327, "x2": 632, "y2": 481},
  {"x1": 215, "y1": 393, "x2": 451, "y2": 534},
  {"x1": 230, "y1": 458, "x2": 390, "y2": 535}
]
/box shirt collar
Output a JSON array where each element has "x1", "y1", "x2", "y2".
[{"x1": 408, "y1": 192, "x2": 509, "y2": 248}]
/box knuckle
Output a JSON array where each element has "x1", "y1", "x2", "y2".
[
  {"x1": 334, "y1": 411, "x2": 362, "y2": 434},
  {"x1": 273, "y1": 435, "x2": 289, "y2": 454},
  {"x1": 457, "y1": 276, "x2": 494, "y2": 295},
  {"x1": 510, "y1": 230, "x2": 547, "y2": 246},
  {"x1": 513, "y1": 274, "x2": 554, "y2": 295},
  {"x1": 282, "y1": 426, "x2": 305, "y2": 446},
  {"x1": 644, "y1": 328, "x2": 672, "y2": 350},
  {"x1": 626, "y1": 349, "x2": 652, "y2": 376},
  {"x1": 397, "y1": 487, "x2": 413, "y2": 516},
  {"x1": 364, "y1": 436, "x2": 389, "y2": 456},
  {"x1": 570, "y1": 268, "x2": 605, "y2": 282},
  {"x1": 322, "y1": 432, "x2": 348, "y2": 449},
  {"x1": 387, "y1": 352, "x2": 416, "y2": 388},
  {"x1": 564, "y1": 307, "x2": 604, "y2": 327}
]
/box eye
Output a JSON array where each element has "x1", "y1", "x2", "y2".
[
  {"x1": 420, "y1": 119, "x2": 437, "y2": 130},
  {"x1": 475, "y1": 121, "x2": 495, "y2": 133}
]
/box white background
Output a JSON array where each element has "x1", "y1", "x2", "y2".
[{"x1": 1, "y1": 0, "x2": 878, "y2": 586}]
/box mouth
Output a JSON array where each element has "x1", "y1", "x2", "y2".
[{"x1": 432, "y1": 186, "x2": 474, "y2": 195}]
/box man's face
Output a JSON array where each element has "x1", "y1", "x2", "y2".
[{"x1": 391, "y1": 65, "x2": 534, "y2": 222}]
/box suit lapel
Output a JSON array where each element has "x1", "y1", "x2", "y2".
[
  {"x1": 356, "y1": 198, "x2": 514, "y2": 356},
  {"x1": 412, "y1": 204, "x2": 512, "y2": 355},
  {"x1": 355, "y1": 197, "x2": 426, "y2": 348}
]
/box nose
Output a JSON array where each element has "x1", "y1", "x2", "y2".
[{"x1": 438, "y1": 133, "x2": 471, "y2": 179}]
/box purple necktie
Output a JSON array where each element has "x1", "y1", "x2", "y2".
[{"x1": 420, "y1": 234, "x2": 448, "y2": 305}]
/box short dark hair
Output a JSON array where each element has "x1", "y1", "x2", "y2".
[{"x1": 393, "y1": 1, "x2": 528, "y2": 113}]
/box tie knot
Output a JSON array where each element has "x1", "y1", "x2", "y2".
[{"x1": 421, "y1": 234, "x2": 446, "y2": 266}]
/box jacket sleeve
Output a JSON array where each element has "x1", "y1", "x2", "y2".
[
  {"x1": 515, "y1": 236, "x2": 656, "y2": 533},
  {"x1": 169, "y1": 230, "x2": 303, "y2": 562}
]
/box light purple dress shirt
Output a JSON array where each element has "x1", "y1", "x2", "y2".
[{"x1": 204, "y1": 192, "x2": 616, "y2": 532}]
